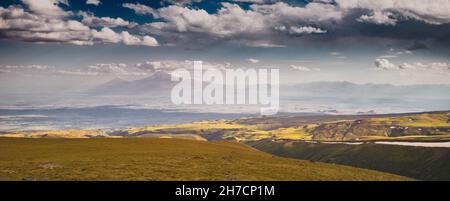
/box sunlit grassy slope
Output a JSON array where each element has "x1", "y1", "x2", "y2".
[
  {"x1": 0, "y1": 137, "x2": 410, "y2": 181},
  {"x1": 1, "y1": 129, "x2": 108, "y2": 138},
  {"x1": 113, "y1": 111, "x2": 450, "y2": 141}
]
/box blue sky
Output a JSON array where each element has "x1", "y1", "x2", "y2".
[{"x1": 0, "y1": 0, "x2": 449, "y2": 89}]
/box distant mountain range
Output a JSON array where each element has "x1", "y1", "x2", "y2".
[
  {"x1": 89, "y1": 71, "x2": 174, "y2": 95},
  {"x1": 89, "y1": 72, "x2": 450, "y2": 100},
  {"x1": 283, "y1": 81, "x2": 450, "y2": 99}
]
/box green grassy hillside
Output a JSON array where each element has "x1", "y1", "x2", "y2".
[
  {"x1": 248, "y1": 140, "x2": 450, "y2": 180},
  {"x1": 0, "y1": 137, "x2": 410, "y2": 181}
]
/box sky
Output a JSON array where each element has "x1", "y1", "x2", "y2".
[{"x1": 0, "y1": 0, "x2": 450, "y2": 93}]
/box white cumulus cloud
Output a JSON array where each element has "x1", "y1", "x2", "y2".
[
  {"x1": 375, "y1": 58, "x2": 450, "y2": 71},
  {"x1": 375, "y1": 58, "x2": 401, "y2": 70},
  {"x1": 357, "y1": 10, "x2": 397, "y2": 25},
  {"x1": 0, "y1": 3, "x2": 159, "y2": 46},
  {"x1": 247, "y1": 58, "x2": 260, "y2": 63},
  {"x1": 337, "y1": 0, "x2": 450, "y2": 25},
  {"x1": 290, "y1": 65, "x2": 320, "y2": 72},
  {"x1": 86, "y1": 0, "x2": 101, "y2": 6},
  {"x1": 80, "y1": 11, "x2": 136, "y2": 28}
]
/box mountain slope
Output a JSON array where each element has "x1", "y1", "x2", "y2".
[
  {"x1": 248, "y1": 140, "x2": 450, "y2": 180},
  {"x1": 88, "y1": 77, "x2": 129, "y2": 94},
  {"x1": 308, "y1": 111, "x2": 450, "y2": 140},
  {"x1": 89, "y1": 71, "x2": 174, "y2": 95},
  {"x1": 0, "y1": 137, "x2": 410, "y2": 181}
]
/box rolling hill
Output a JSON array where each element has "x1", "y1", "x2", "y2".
[
  {"x1": 0, "y1": 137, "x2": 409, "y2": 181},
  {"x1": 248, "y1": 140, "x2": 450, "y2": 180},
  {"x1": 107, "y1": 111, "x2": 450, "y2": 142},
  {"x1": 306, "y1": 111, "x2": 450, "y2": 141}
]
